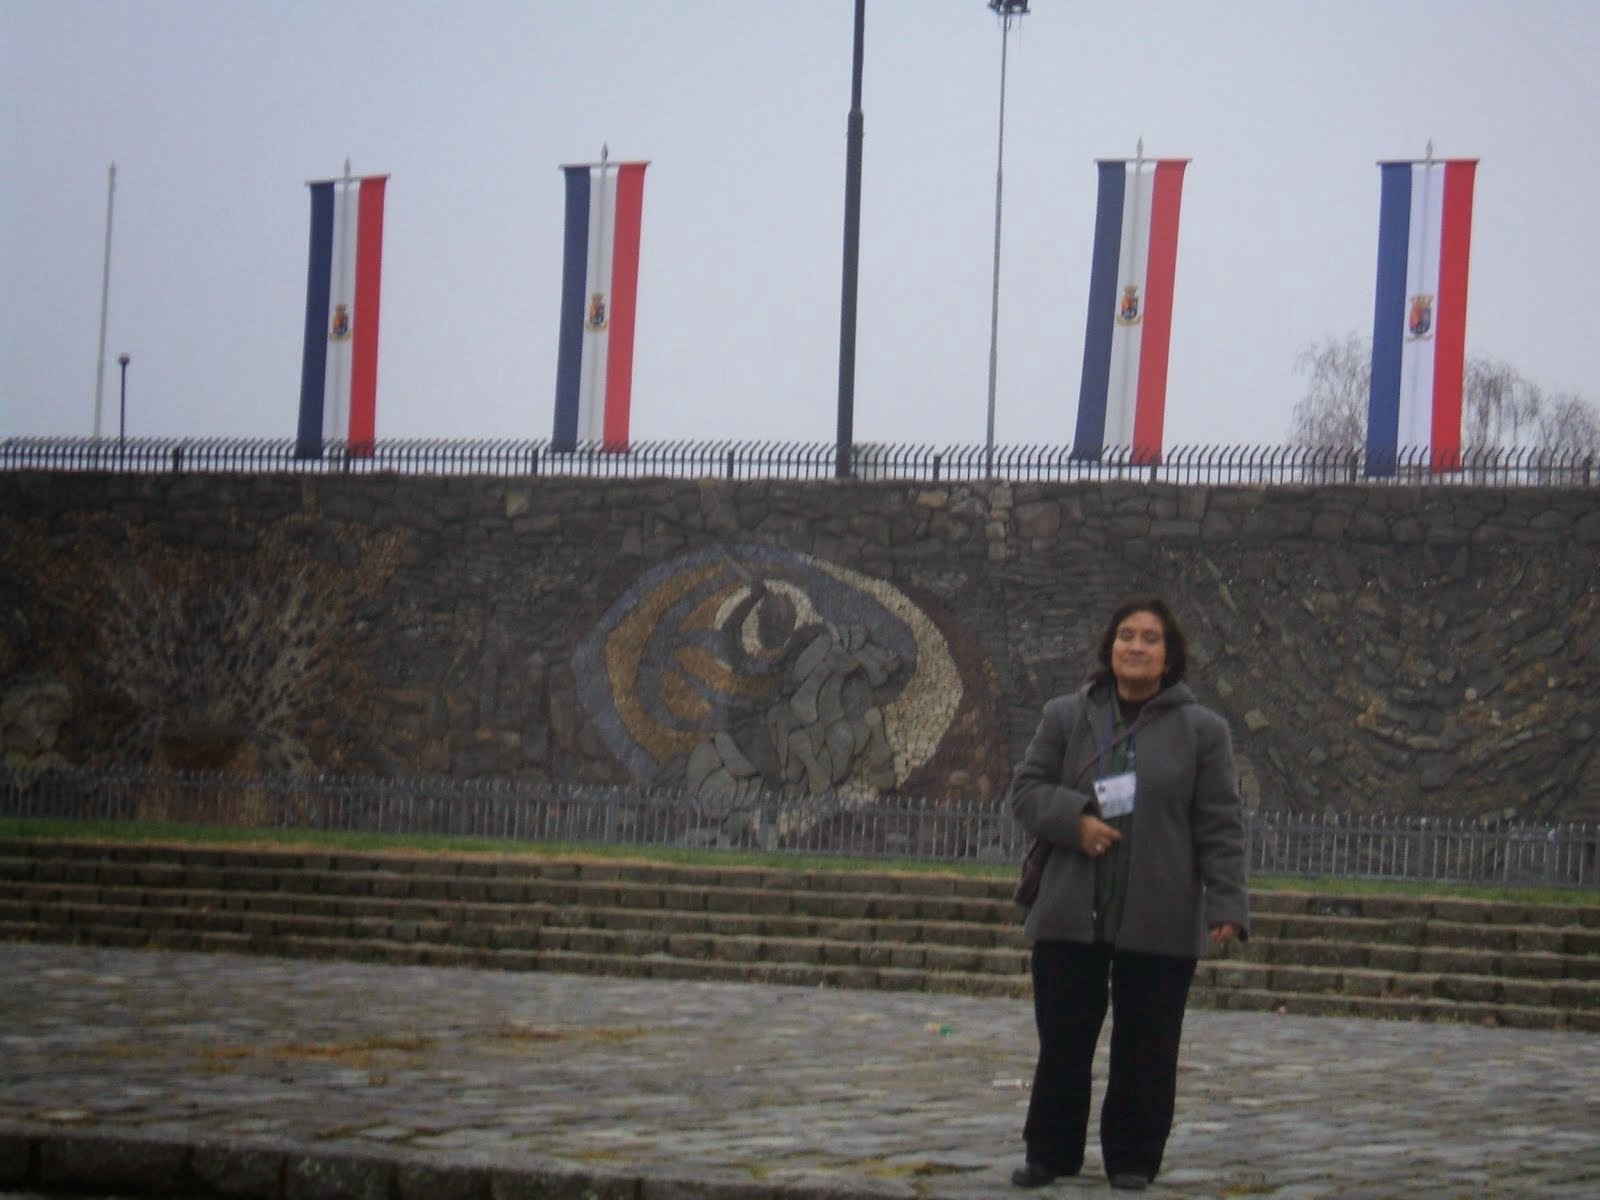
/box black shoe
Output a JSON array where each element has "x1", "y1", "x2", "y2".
[
  {"x1": 1010, "y1": 1162, "x2": 1070, "y2": 1188},
  {"x1": 1110, "y1": 1173, "x2": 1149, "y2": 1191}
]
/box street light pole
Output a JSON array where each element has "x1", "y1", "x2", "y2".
[
  {"x1": 118, "y1": 353, "x2": 130, "y2": 448},
  {"x1": 983, "y1": 0, "x2": 1028, "y2": 471},
  {"x1": 835, "y1": 0, "x2": 867, "y2": 480}
]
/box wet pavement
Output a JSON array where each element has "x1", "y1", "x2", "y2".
[{"x1": 1, "y1": 941, "x2": 1597, "y2": 1199}]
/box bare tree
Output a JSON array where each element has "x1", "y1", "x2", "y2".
[
  {"x1": 1534, "y1": 392, "x2": 1600, "y2": 454},
  {"x1": 1289, "y1": 334, "x2": 1599, "y2": 454},
  {"x1": 1463, "y1": 355, "x2": 1541, "y2": 448},
  {"x1": 1289, "y1": 333, "x2": 1369, "y2": 448}
]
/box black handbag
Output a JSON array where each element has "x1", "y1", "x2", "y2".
[{"x1": 1012, "y1": 836, "x2": 1049, "y2": 908}]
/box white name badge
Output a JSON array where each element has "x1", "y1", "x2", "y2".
[{"x1": 1094, "y1": 772, "x2": 1137, "y2": 820}]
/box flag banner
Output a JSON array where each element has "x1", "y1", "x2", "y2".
[
  {"x1": 1365, "y1": 158, "x2": 1476, "y2": 476},
  {"x1": 552, "y1": 159, "x2": 647, "y2": 453},
  {"x1": 296, "y1": 173, "x2": 387, "y2": 459},
  {"x1": 1071, "y1": 157, "x2": 1188, "y2": 465}
]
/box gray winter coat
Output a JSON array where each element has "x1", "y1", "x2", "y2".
[{"x1": 1009, "y1": 680, "x2": 1251, "y2": 958}]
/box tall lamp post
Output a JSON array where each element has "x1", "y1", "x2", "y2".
[
  {"x1": 117, "y1": 353, "x2": 130, "y2": 448},
  {"x1": 835, "y1": 0, "x2": 867, "y2": 479},
  {"x1": 983, "y1": 0, "x2": 1028, "y2": 470}
]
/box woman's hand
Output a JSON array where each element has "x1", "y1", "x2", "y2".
[
  {"x1": 1079, "y1": 815, "x2": 1122, "y2": 859},
  {"x1": 1209, "y1": 922, "x2": 1242, "y2": 945}
]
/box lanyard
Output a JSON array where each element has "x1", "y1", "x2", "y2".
[{"x1": 1097, "y1": 702, "x2": 1146, "y2": 779}]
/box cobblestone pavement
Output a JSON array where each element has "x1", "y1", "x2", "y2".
[{"x1": 2, "y1": 943, "x2": 1598, "y2": 1199}]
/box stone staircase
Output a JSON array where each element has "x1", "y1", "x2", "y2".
[{"x1": 1, "y1": 837, "x2": 1596, "y2": 1031}]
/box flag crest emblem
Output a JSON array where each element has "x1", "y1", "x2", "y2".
[
  {"x1": 586, "y1": 292, "x2": 609, "y2": 332},
  {"x1": 1406, "y1": 293, "x2": 1433, "y2": 340},
  {"x1": 330, "y1": 303, "x2": 352, "y2": 342},
  {"x1": 1116, "y1": 285, "x2": 1142, "y2": 326}
]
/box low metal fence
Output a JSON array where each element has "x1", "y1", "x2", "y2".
[
  {"x1": 3, "y1": 436, "x2": 1596, "y2": 488},
  {"x1": 1246, "y1": 810, "x2": 1597, "y2": 890},
  {"x1": 2, "y1": 767, "x2": 1595, "y2": 889},
  {"x1": 0, "y1": 768, "x2": 1019, "y2": 865}
]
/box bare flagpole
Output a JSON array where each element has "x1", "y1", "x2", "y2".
[{"x1": 94, "y1": 162, "x2": 117, "y2": 438}]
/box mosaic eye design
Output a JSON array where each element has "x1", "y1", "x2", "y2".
[{"x1": 573, "y1": 544, "x2": 961, "y2": 804}]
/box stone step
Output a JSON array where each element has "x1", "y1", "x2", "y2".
[
  {"x1": 1251, "y1": 889, "x2": 1600, "y2": 929},
  {"x1": 0, "y1": 855, "x2": 1019, "y2": 925},
  {"x1": 8, "y1": 915, "x2": 1593, "y2": 1032},
  {"x1": 10, "y1": 853, "x2": 1599, "y2": 960},
  {"x1": 0, "y1": 918, "x2": 1030, "y2": 999},
  {"x1": 1251, "y1": 911, "x2": 1600, "y2": 956},
  {"x1": 0, "y1": 884, "x2": 1029, "y2": 951},
  {"x1": 0, "y1": 896, "x2": 1033, "y2": 975},
  {"x1": 6, "y1": 891, "x2": 1598, "y2": 1018},
  {"x1": 8, "y1": 867, "x2": 1598, "y2": 969},
  {"x1": 6, "y1": 870, "x2": 1593, "y2": 979},
  {"x1": 1200, "y1": 957, "x2": 1600, "y2": 1012},
  {"x1": 6, "y1": 883, "x2": 1593, "y2": 985},
  {"x1": 1229, "y1": 935, "x2": 1599, "y2": 982},
  {"x1": 7, "y1": 842, "x2": 1598, "y2": 927},
  {"x1": 0, "y1": 843, "x2": 1015, "y2": 901},
  {"x1": 1190, "y1": 984, "x2": 1600, "y2": 1033},
  {"x1": 3, "y1": 839, "x2": 1597, "y2": 1029}
]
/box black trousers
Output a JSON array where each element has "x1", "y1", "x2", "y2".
[{"x1": 1022, "y1": 939, "x2": 1197, "y2": 1181}]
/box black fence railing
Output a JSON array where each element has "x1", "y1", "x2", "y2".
[
  {"x1": 3, "y1": 768, "x2": 1596, "y2": 888},
  {"x1": 3, "y1": 437, "x2": 1597, "y2": 487}
]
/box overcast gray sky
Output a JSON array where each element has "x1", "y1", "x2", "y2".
[{"x1": 3, "y1": 1, "x2": 1597, "y2": 450}]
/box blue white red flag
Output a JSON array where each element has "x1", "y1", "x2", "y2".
[
  {"x1": 1366, "y1": 158, "x2": 1476, "y2": 475},
  {"x1": 552, "y1": 158, "x2": 647, "y2": 452},
  {"x1": 1072, "y1": 156, "x2": 1188, "y2": 464},
  {"x1": 296, "y1": 171, "x2": 387, "y2": 459}
]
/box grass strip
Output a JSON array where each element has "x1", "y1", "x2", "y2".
[{"x1": 1, "y1": 816, "x2": 1595, "y2": 906}]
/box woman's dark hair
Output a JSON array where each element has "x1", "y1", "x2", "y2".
[{"x1": 1091, "y1": 596, "x2": 1188, "y2": 688}]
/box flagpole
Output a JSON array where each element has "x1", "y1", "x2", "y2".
[{"x1": 94, "y1": 162, "x2": 116, "y2": 439}]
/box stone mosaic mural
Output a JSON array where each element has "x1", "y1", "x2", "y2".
[{"x1": 572, "y1": 544, "x2": 1000, "y2": 814}]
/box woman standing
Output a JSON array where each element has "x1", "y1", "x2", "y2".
[{"x1": 1008, "y1": 597, "x2": 1249, "y2": 1192}]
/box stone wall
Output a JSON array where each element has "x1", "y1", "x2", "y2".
[{"x1": 2, "y1": 471, "x2": 1597, "y2": 823}]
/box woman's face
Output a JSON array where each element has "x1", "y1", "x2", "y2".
[{"x1": 1111, "y1": 609, "x2": 1168, "y2": 697}]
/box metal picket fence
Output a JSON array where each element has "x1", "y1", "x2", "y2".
[
  {"x1": 3, "y1": 436, "x2": 1597, "y2": 488},
  {"x1": 1245, "y1": 810, "x2": 1597, "y2": 890},
  {"x1": 2, "y1": 767, "x2": 1595, "y2": 889}
]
